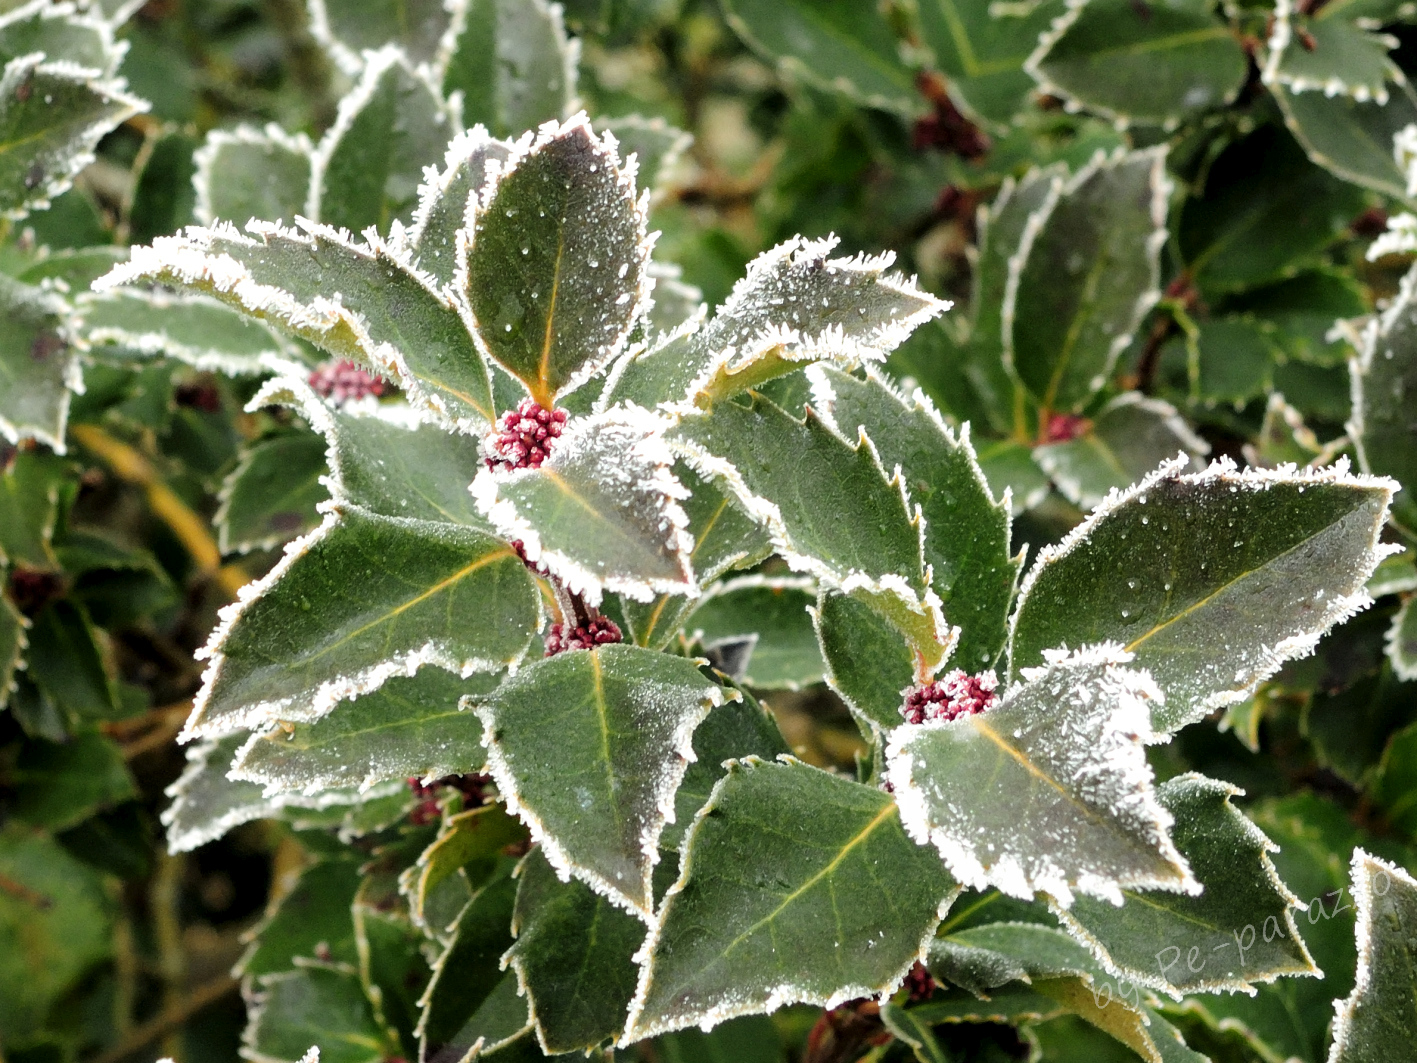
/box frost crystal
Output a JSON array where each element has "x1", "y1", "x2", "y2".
[{"x1": 900, "y1": 670, "x2": 999, "y2": 725}]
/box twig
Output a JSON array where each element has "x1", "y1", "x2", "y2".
[{"x1": 86, "y1": 976, "x2": 239, "y2": 1063}]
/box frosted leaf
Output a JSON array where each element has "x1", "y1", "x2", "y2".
[
  {"x1": 1010, "y1": 456, "x2": 1399, "y2": 736},
  {"x1": 307, "y1": 0, "x2": 454, "y2": 76},
  {"x1": 680, "y1": 575, "x2": 822, "y2": 690},
  {"x1": 398, "y1": 803, "x2": 524, "y2": 934},
  {"x1": 94, "y1": 218, "x2": 496, "y2": 433},
  {"x1": 623, "y1": 757, "x2": 957, "y2": 1041},
  {"x1": 0, "y1": 1, "x2": 124, "y2": 77},
  {"x1": 1328, "y1": 851, "x2": 1417, "y2": 1063},
  {"x1": 604, "y1": 234, "x2": 947, "y2": 411},
  {"x1": 1351, "y1": 263, "x2": 1417, "y2": 534},
  {"x1": 0, "y1": 273, "x2": 77, "y2": 453},
  {"x1": 1387, "y1": 596, "x2": 1417, "y2": 681},
  {"x1": 472, "y1": 406, "x2": 695, "y2": 606},
  {"x1": 594, "y1": 115, "x2": 691, "y2": 199},
  {"x1": 180, "y1": 505, "x2": 539, "y2": 741},
  {"x1": 408, "y1": 126, "x2": 513, "y2": 288},
  {"x1": 214, "y1": 429, "x2": 327, "y2": 555},
  {"x1": 1263, "y1": 0, "x2": 1399, "y2": 104},
  {"x1": 231, "y1": 666, "x2": 499, "y2": 796},
  {"x1": 469, "y1": 644, "x2": 728, "y2": 918},
  {"x1": 192, "y1": 123, "x2": 313, "y2": 227},
  {"x1": 886, "y1": 644, "x2": 1195, "y2": 908},
  {"x1": 462, "y1": 114, "x2": 651, "y2": 404},
  {"x1": 1366, "y1": 210, "x2": 1417, "y2": 260},
  {"x1": 642, "y1": 260, "x2": 704, "y2": 338}
]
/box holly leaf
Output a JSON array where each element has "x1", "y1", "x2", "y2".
[
  {"x1": 672, "y1": 391, "x2": 950, "y2": 670},
  {"x1": 1033, "y1": 393, "x2": 1208, "y2": 513},
  {"x1": 399, "y1": 803, "x2": 525, "y2": 933},
  {"x1": 1053, "y1": 773, "x2": 1316, "y2": 995},
  {"x1": 444, "y1": 0, "x2": 578, "y2": 138},
  {"x1": 623, "y1": 757, "x2": 957, "y2": 1041},
  {"x1": 245, "y1": 965, "x2": 395, "y2": 1063},
  {"x1": 193, "y1": 124, "x2": 314, "y2": 226},
  {"x1": 1274, "y1": 79, "x2": 1417, "y2": 200},
  {"x1": 506, "y1": 847, "x2": 646, "y2": 1053},
  {"x1": 96, "y1": 220, "x2": 497, "y2": 431},
  {"x1": 313, "y1": 46, "x2": 452, "y2": 235},
  {"x1": 182, "y1": 505, "x2": 538, "y2": 739},
  {"x1": 408, "y1": 127, "x2": 513, "y2": 287},
  {"x1": 1388, "y1": 598, "x2": 1417, "y2": 680},
  {"x1": 0, "y1": 52, "x2": 144, "y2": 220},
  {"x1": 605, "y1": 235, "x2": 946, "y2": 412},
  {"x1": 1009, "y1": 457, "x2": 1397, "y2": 736},
  {"x1": 0, "y1": 274, "x2": 75, "y2": 452},
  {"x1": 472, "y1": 408, "x2": 695, "y2": 605},
  {"x1": 8, "y1": 728, "x2": 136, "y2": 831},
  {"x1": 596, "y1": 115, "x2": 691, "y2": 196},
  {"x1": 0, "y1": 1, "x2": 123, "y2": 76},
  {"x1": 1352, "y1": 267, "x2": 1417, "y2": 536},
  {"x1": 464, "y1": 116, "x2": 650, "y2": 405},
  {"x1": 239, "y1": 858, "x2": 362, "y2": 977},
  {"x1": 927, "y1": 921, "x2": 1098, "y2": 996},
  {"x1": 811, "y1": 365, "x2": 1019, "y2": 670},
  {"x1": 814, "y1": 588, "x2": 917, "y2": 737},
  {"x1": 1027, "y1": 0, "x2": 1247, "y2": 128},
  {"x1": 216, "y1": 431, "x2": 328, "y2": 555},
  {"x1": 1005, "y1": 147, "x2": 1169, "y2": 415},
  {"x1": 231, "y1": 667, "x2": 500, "y2": 796},
  {"x1": 1328, "y1": 851, "x2": 1417, "y2": 1063},
  {"x1": 720, "y1": 0, "x2": 917, "y2": 113},
  {"x1": 888, "y1": 644, "x2": 1192, "y2": 906},
  {"x1": 1264, "y1": 0, "x2": 1399, "y2": 103},
  {"x1": 680, "y1": 576, "x2": 822, "y2": 690},
  {"x1": 307, "y1": 0, "x2": 453, "y2": 75},
  {"x1": 917, "y1": 0, "x2": 1060, "y2": 131},
  {"x1": 470, "y1": 643, "x2": 728, "y2": 918}
]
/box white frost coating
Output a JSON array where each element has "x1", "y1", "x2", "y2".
[
  {"x1": 1263, "y1": 0, "x2": 1400, "y2": 103},
  {"x1": 1368, "y1": 212, "x2": 1417, "y2": 259},
  {"x1": 1328, "y1": 850, "x2": 1417, "y2": 1063},
  {"x1": 887, "y1": 644, "x2": 1193, "y2": 908},
  {"x1": 307, "y1": 0, "x2": 460, "y2": 79},
  {"x1": 1386, "y1": 598, "x2": 1417, "y2": 681},
  {"x1": 0, "y1": 601, "x2": 30, "y2": 711},
  {"x1": 0, "y1": 279, "x2": 79, "y2": 455},
  {"x1": 0, "y1": 0, "x2": 126, "y2": 75},
  {"x1": 458, "y1": 112, "x2": 657, "y2": 402},
  {"x1": 620, "y1": 755, "x2": 959, "y2": 1043},
  {"x1": 471, "y1": 663, "x2": 731, "y2": 923},
  {"x1": 472, "y1": 405, "x2": 695, "y2": 605},
  {"x1": 406, "y1": 124, "x2": 513, "y2": 253},
  {"x1": 191, "y1": 123, "x2": 314, "y2": 226},
  {"x1": 1011, "y1": 454, "x2": 1401, "y2": 731}
]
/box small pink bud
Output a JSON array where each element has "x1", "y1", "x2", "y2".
[
  {"x1": 900, "y1": 669, "x2": 999, "y2": 724},
  {"x1": 484, "y1": 400, "x2": 569, "y2": 470},
  {"x1": 309, "y1": 360, "x2": 389, "y2": 404}
]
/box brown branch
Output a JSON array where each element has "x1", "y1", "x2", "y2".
[{"x1": 85, "y1": 976, "x2": 239, "y2": 1063}]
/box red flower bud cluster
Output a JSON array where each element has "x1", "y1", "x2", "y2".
[
  {"x1": 485, "y1": 399, "x2": 568, "y2": 471},
  {"x1": 545, "y1": 616, "x2": 622, "y2": 656},
  {"x1": 406, "y1": 772, "x2": 491, "y2": 825},
  {"x1": 904, "y1": 962, "x2": 937, "y2": 1002},
  {"x1": 900, "y1": 669, "x2": 999, "y2": 725},
  {"x1": 1042, "y1": 412, "x2": 1090, "y2": 444},
  {"x1": 308, "y1": 360, "x2": 388, "y2": 403}
]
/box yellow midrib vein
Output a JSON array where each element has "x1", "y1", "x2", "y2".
[{"x1": 537, "y1": 232, "x2": 567, "y2": 401}]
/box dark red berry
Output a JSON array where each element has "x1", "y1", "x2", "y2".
[
  {"x1": 485, "y1": 399, "x2": 569, "y2": 471},
  {"x1": 308, "y1": 360, "x2": 388, "y2": 403},
  {"x1": 544, "y1": 616, "x2": 622, "y2": 656},
  {"x1": 904, "y1": 962, "x2": 937, "y2": 1002},
  {"x1": 901, "y1": 669, "x2": 999, "y2": 725},
  {"x1": 174, "y1": 381, "x2": 222, "y2": 412},
  {"x1": 1043, "y1": 412, "x2": 1090, "y2": 444}
]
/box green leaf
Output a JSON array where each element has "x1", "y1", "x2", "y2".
[
  {"x1": 245, "y1": 964, "x2": 395, "y2": 1063},
  {"x1": 623, "y1": 757, "x2": 958, "y2": 1041},
  {"x1": 25, "y1": 599, "x2": 119, "y2": 721},
  {"x1": 1226, "y1": 268, "x2": 1367, "y2": 368},
  {"x1": 464, "y1": 116, "x2": 649, "y2": 405},
  {"x1": 1352, "y1": 268, "x2": 1417, "y2": 535},
  {"x1": 977, "y1": 437, "x2": 1051, "y2": 516},
  {"x1": 917, "y1": 0, "x2": 1061, "y2": 130},
  {"x1": 98, "y1": 220, "x2": 497, "y2": 431},
  {"x1": 193, "y1": 124, "x2": 314, "y2": 226},
  {"x1": 813, "y1": 588, "x2": 916, "y2": 737},
  {"x1": 471, "y1": 643, "x2": 728, "y2": 917},
  {"x1": 605, "y1": 235, "x2": 945, "y2": 412},
  {"x1": 216, "y1": 431, "x2": 328, "y2": 554},
  {"x1": 1005, "y1": 148, "x2": 1169, "y2": 414},
  {"x1": 1182, "y1": 316, "x2": 1281, "y2": 407},
  {"x1": 354, "y1": 902, "x2": 428, "y2": 1059},
  {"x1": 1054, "y1": 773, "x2": 1316, "y2": 995},
  {"x1": 648, "y1": 1016, "x2": 783, "y2": 1063},
  {"x1": 680, "y1": 576, "x2": 822, "y2": 690},
  {"x1": 183, "y1": 505, "x2": 538, "y2": 739},
  {"x1": 880, "y1": 1000, "x2": 949, "y2": 1063},
  {"x1": 888, "y1": 644, "x2": 1192, "y2": 906},
  {"x1": 1370, "y1": 720, "x2": 1417, "y2": 836},
  {"x1": 596, "y1": 115, "x2": 691, "y2": 196},
  {"x1": 1009, "y1": 457, "x2": 1397, "y2": 735},
  {"x1": 507, "y1": 847, "x2": 646, "y2": 1052},
  {"x1": 1370, "y1": 549, "x2": 1417, "y2": 597},
  {"x1": 672, "y1": 391, "x2": 949, "y2": 669},
  {"x1": 0, "y1": 826, "x2": 112, "y2": 1041},
  {"x1": 314, "y1": 46, "x2": 451, "y2": 235},
  {"x1": 621, "y1": 463, "x2": 771, "y2": 650},
  {"x1": 240, "y1": 858, "x2": 362, "y2": 978},
  {"x1": 8, "y1": 728, "x2": 136, "y2": 831},
  {"x1": 0, "y1": 1, "x2": 123, "y2": 75},
  {"x1": 1388, "y1": 598, "x2": 1417, "y2": 680},
  {"x1": 473, "y1": 408, "x2": 695, "y2": 604},
  {"x1": 1263, "y1": 0, "x2": 1398, "y2": 103},
  {"x1": 126, "y1": 128, "x2": 197, "y2": 244},
  {"x1": 408, "y1": 127, "x2": 513, "y2": 287},
  {"x1": 0, "y1": 591, "x2": 22, "y2": 711},
  {"x1": 811, "y1": 365, "x2": 1020, "y2": 669},
  {"x1": 399, "y1": 803, "x2": 525, "y2": 932},
  {"x1": 1178, "y1": 123, "x2": 1368, "y2": 294},
  {"x1": 720, "y1": 0, "x2": 917, "y2": 114},
  {"x1": 1034, "y1": 393, "x2": 1208, "y2": 513},
  {"x1": 232, "y1": 667, "x2": 500, "y2": 796},
  {"x1": 927, "y1": 920, "x2": 1097, "y2": 995},
  {"x1": 1328, "y1": 851, "x2": 1417, "y2": 1063},
  {"x1": 0, "y1": 52, "x2": 144, "y2": 220},
  {"x1": 1274, "y1": 79, "x2": 1417, "y2": 199},
  {"x1": 0, "y1": 273, "x2": 74, "y2": 451},
  {"x1": 1027, "y1": 0, "x2": 1246, "y2": 128},
  {"x1": 444, "y1": 0, "x2": 577, "y2": 138},
  {"x1": 417, "y1": 865, "x2": 525, "y2": 1060},
  {"x1": 77, "y1": 287, "x2": 293, "y2": 376},
  {"x1": 308, "y1": 0, "x2": 453, "y2": 75},
  {"x1": 0, "y1": 447, "x2": 64, "y2": 567}
]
